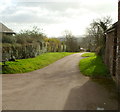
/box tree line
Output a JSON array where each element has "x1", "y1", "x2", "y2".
[
  {"x1": 80, "y1": 16, "x2": 112, "y2": 56},
  {"x1": 2, "y1": 26, "x2": 81, "y2": 60},
  {"x1": 2, "y1": 16, "x2": 112, "y2": 60}
]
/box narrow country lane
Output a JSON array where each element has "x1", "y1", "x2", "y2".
[{"x1": 2, "y1": 53, "x2": 118, "y2": 110}]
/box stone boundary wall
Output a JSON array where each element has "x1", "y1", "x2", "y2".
[
  {"x1": 105, "y1": 1, "x2": 120, "y2": 90},
  {"x1": 116, "y1": 0, "x2": 120, "y2": 94},
  {"x1": 104, "y1": 24, "x2": 117, "y2": 76}
]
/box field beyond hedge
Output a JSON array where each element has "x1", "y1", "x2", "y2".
[{"x1": 2, "y1": 52, "x2": 73, "y2": 74}]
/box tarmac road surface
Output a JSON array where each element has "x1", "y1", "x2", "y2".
[{"x1": 2, "y1": 53, "x2": 118, "y2": 110}]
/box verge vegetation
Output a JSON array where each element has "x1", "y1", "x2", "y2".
[
  {"x1": 79, "y1": 52, "x2": 117, "y2": 97},
  {"x1": 81, "y1": 52, "x2": 95, "y2": 57},
  {"x1": 79, "y1": 52, "x2": 109, "y2": 77},
  {"x1": 2, "y1": 52, "x2": 73, "y2": 74}
]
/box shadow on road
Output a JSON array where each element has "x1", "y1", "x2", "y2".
[{"x1": 64, "y1": 79, "x2": 118, "y2": 110}]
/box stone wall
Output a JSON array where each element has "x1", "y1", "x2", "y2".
[
  {"x1": 116, "y1": 1, "x2": 120, "y2": 94},
  {"x1": 105, "y1": 1, "x2": 120, "y2": 96},
  {"x1": 104, "y1": 23, "x2": 117, "y2": 77}
]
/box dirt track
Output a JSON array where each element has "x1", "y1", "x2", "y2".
[{"x1": 2, "y1": 53, "x2": 118, "y2": 110}]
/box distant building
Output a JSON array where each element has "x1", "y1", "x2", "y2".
[{"x1": 0, "y1": 23, "x2": 16, "y2": 37}]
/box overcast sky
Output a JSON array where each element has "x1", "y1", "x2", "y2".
[{"x1": 0, "y1": 0, "x2": 118, "y2": 37}]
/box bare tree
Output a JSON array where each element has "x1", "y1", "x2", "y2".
[
  {"x1": 85, "y1": 16, "x2": 112, "y2": 55},
  {"x1": 63, "y1": 30, "x2": 79, "y2": 52}
]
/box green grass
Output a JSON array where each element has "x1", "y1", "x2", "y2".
[
  {"x1": 2, "y1": 52, "x2": 73, "y2": 74},
  {"x1": 81, "y1": 52, "x2": 96, "y2": 57},
  {"x1": 79, "y1": 53, "x2": 109, "y2": 78},
  {"x1": 79, "y1": 53, "x2": 118, "y2": 99}
]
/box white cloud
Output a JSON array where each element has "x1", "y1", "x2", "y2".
[{"x1": 0, "y1": 0, "x2": 118, "y2": 37}]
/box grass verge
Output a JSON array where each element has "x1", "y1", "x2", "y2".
[
  {"x1": 2, "y1": 52, "x2": 73, "y2": 74},
  {"x1": 81, "y1": 52, "x2": 96, "y2": 57},
  {"x1": 79, "y1": 53, "x2": 118, "y2": 99},
  {"x1": 79, "y1": 53, "x2": 109, "y2": 78}
]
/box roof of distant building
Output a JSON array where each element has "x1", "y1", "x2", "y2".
[
  {"x1": 0, "y1": 23, "x2": 16, "y2": 34},
  {"x1": 106, "y1": 22, "x2": 117, "y2": 33}
]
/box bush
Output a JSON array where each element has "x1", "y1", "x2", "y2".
[
  {"x1": 2, "y1": 43, "x2": 47, "y2": 60},
  {"x1": 2, "y1": 27, "x2": 67, "y2": 60},
  {"x1": 2, "y1": 35, "x2": 16, "y2": 44}
]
